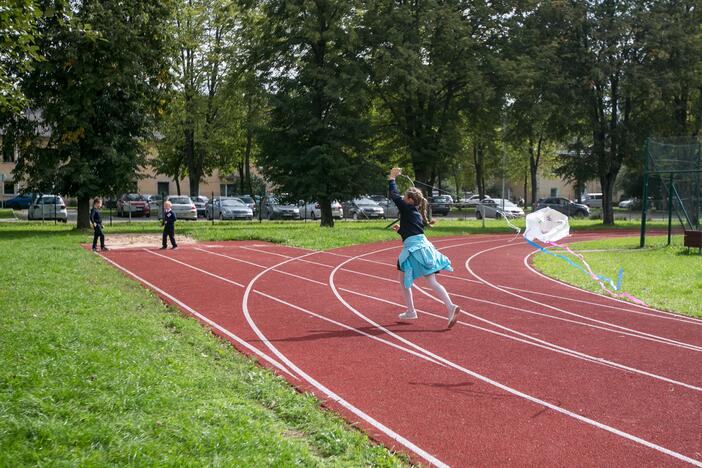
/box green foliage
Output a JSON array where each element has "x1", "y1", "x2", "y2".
[
  {"x1": 255, "y1": 0, "x2": 383, "y2": 226},
  {"x1": 0, "y1": 0, "x2": 44, "y2": 113}
]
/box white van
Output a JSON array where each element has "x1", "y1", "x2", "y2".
[{"x1": 584, "y1": 193, "x2": 603, "y2": 208}]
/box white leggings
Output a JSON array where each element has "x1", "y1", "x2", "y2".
[{"x1": 399, "y1": 272, "x2": 454, "y2": 314}]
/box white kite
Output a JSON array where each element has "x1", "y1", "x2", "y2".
[{"x1": 523, "y1": 207, "x2": 570, "y2": 243}]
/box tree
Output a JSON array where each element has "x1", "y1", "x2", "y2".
[
  {"x1": 360, "y1": 0, "x2": 515, "y2": 195},
  {"x1": 254, "y1": 0, "x2": 382, "y2": 227},
  {"x1": 13, "y1": 0, "x2": 173, "y2": 228},
  {"x1": 170, "y1": 0, "x2": 242, "y2": 196}
]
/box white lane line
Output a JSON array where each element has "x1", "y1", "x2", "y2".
[
  {"x1": 241, "y1": 250, "x2": 449, "y2": 468},
  {"x1": 242, "y1": 242, "x2": 702, "y2": 328},
  {"x1": 327, "y1": 243, "x2": 702, "y2": 467},
  {"x1": 522, "y1": 250, "x2": 702, "y2": 325},
  {"x1": 210, "y1": 243, "x2": 702, "y2": 388},
  {"x1": 156, "y1": 249, "x2": 444, "y2": 367},
  {"x1": 463, "y1": 243, "x2": 702, "y2": 352},
  {"x1": 99, "y1": 255, "x2": 298, "y2": 380}
]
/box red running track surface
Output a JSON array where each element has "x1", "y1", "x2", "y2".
[{"x1": 96, "y1": 233, "x2": 702, "y2": 467}]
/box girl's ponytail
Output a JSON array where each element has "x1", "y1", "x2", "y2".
[{"x1": 406, "y1": 188, "x2": 431, "y2": 226}]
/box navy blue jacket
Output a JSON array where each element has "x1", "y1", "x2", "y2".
[
  {"x1": 164, "y1": 210, "x2": 177, "y2": 228},
  {"x1": 389, "y1": 179, "x2": 424, "y2": 241},
  {"x1": 90, "y1": 207, "x2": 103, "y2": 228}
]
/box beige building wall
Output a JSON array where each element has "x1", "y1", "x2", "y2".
[{"x1": 509, "y1": 175, "x2": 603, "y2": 203}]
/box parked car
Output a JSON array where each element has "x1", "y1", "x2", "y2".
[
  {"x1": 429, "y1": 195, "x2": 453, "y2": 216},
  {"x1": 148, "y1": 194, "x2": 163, "y2": 218},
  {"x1": 236, "y1": 195, "x2": 257, "y2": 216},
  {"x1": 300, "y1": 200, "x2": 344, "y2": 220},
  {"x1": 3, "y1": 193, "x2": 34, "y2": 210},
  {"x1": 476, "y1": 198, "x2": 524, "y2": 219},
  {"x1": 207, "y1": 197, "x2": 253, "y2": 220},
  {"x1": 165, "y1": 195, "x2": 197, "y2": 220},
  {"x1": 461, "y1": 194, "x2": 488, "y2": 207},
  {"x1": 27, "y1": 194, "x2": 68, "y2": 222},
  {"x1": 261, "y1": 196, "x2": 301, "y2": 220},
  {"x1": 342, "y1": 197, "x2": 385, "y2": 220},
  {"x1": 368, "y1": 195, "x2": 399, "y2": 219},
  {"x1": 583, "y1": 192, "x2": 603, "y2": 208},
  {"x1": 535, "y1": 197, "x2": 590, "y2": 217},
  {"x1": 618, "y1": 197, "x2": 638, "y2": 209},
  {"x1": 192, "y1": 195, "x2": 209, "y2": 217},
  {"x1": 116, "y1": 193, "x2": 151, "y2": 217}
]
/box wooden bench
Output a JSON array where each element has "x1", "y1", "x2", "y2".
[{"x1": 684, "y1": 230, "x2": 702, "y2": 254}]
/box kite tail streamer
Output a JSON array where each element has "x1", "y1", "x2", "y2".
[
  {"x1": 529, "y1": 239, "x2": 648, "y2": 307},
  {"x1": 548, "y1": 242, "x2": 648, "y2": 307}
]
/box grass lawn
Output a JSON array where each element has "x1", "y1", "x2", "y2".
[
  {"x1": 0, "y1": 225, "x2": 408, "y2": 466},
  {"x1": 0, "y1": 209, "x2": 15, "y2": 219},
  {"x1": 532, "y1": 235, "x2": 702, "y2": 318},
  {"x1": 0, "y1": 218, "x2": 683, "y2": 465}
]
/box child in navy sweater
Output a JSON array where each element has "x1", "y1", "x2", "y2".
[
  {"x1": 161, "y1": 200, "x2": 177, "y2": 249},
  {"x1": 90, "y1": 198, "x2": 108, "y2": 252},
  {"x1": 388, "y1": 167, "x2": 459, "y2": 328}
]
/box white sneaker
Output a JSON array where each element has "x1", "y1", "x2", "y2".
[
  {"x1": 448, "y1": 305, "x2": 460, "y2": 328},
  {"x1": 398, "y1": 310, "x2": 418, "y2": 320}
]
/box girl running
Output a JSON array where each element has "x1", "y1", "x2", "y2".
[{"x1": 388, "y1": 167, "x2": 460, "y2": 328}]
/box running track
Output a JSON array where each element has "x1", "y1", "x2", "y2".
[{"x1": 97, "y1": 233, "x2": 702, "y2": 467}]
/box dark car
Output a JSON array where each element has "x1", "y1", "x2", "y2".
[
  {"x1": 535, "y1": 197, "x2": 590, "y2": 217},
  {"x1": 3, "y1": 193, "x2": 34, "y2": 210},
  {"x1": 429, "y1": 195, "x2": 452, "y2": 216},
  {"x1": 192, "y1": 195, "x2": 209, "y2": 217},
  {"x1": 236, "y1": 194, "x2": 257, "y2": 216}
]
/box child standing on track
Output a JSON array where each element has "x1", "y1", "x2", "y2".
[
  {"x1": 90, "y1": 197, "x2": 108, "y2": 252},
  {"x1": 161, "y1": 200, "x2": 177, "y2": 249},
  {"x1": 388, "y1": 167, "x2": 460, "y2": 328}
]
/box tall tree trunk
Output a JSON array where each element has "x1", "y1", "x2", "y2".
[
  {"x1": 77, "y1": 195, "x2": 90, "y2": 229},
  {"x1": 174, "y1": 177, "x2": 181, "y2": 196},
  {"x1": 528, "y1": 136, "x2": 542, "y2": 210},
  {"x1": 523, "y1": 168, "x2": 528, "y2": 207},
  {"x1": 319, "y1": 196, "x2": 334, "y2": 227},
  {"x1": 238, "y1": 162, "x2": 244, "y2": 194},
  {"x1": 600, "y1": 173, "x2": 616, "y2": 224},
  {"x1": 473, "y1": 142, "x2": 485, "y2": 199},
  {"x1": 244, "y1": 125, "x2": 253, "y2": 194}
]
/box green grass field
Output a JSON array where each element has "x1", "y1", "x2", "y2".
[
  {"x1": 0, "y1": 209, "x2": 15, "y2": 219},
  {"x1": 532, "y1": 235, "x2": 702, "y2": 318},
  {"x1": 0, "y1": 218, "x2": 688, "y2": 465}
]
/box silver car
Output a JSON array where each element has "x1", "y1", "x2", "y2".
[
  {"x1": 343, "y1": 198, "x2": 385, "y2": 220},
  {"x1": 476, "y1": 198, "x2": 525, "y2": 219},
  {"x1": 261, "y1": 196, "x2": 301, "y2": 220},
  {"x1": 208, "y1": 197, "x2": 253, "y2": 220},
  {"x1": 27, "y1": 195, "x2": 68, "y2": 222},
  {"x1": 165, "y1": 195, "x2": 197, "y2": 220},
  {"x1": 368, "y1": 195, "x2": 399, "y2": 219},
  {"x1": 300, "y1": 200, "x2": 344, "y2": 220}
]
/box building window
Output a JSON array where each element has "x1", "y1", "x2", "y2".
[
  {"x1": 220, "y1": 184, "x2": 236, "y2": 196},
  {"x1": 550, "y1": 188, "x2": 558, "y2": 197},
  {"x1": 4, "y1": 181, "x2": 15, "y2": 195},
  {"x1": 157, "y1": 181, "x2": 170, "y2": 196}
]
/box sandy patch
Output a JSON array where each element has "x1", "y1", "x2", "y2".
[{"x1": 102, "y1": 233, "x2": 197, "y2": 250}]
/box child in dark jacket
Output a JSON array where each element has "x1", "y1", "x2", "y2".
[
  {"x1": 161, "y1": 200, "x2": 177, "y2": 249},
  {"x1": 90, "y1": 198, "x2": 108, "y2": 252}
]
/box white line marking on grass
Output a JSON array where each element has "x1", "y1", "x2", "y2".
[
  {"x1": 327, "y1": 242, "x2": 702, "y2": 467},
  {"x1": 99, "y1": 255, "x2": 298, "y2": 380}
]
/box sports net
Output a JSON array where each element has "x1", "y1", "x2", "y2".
[{"x1": 646, "y1": 137, "x2": 701, "y2": 230}]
